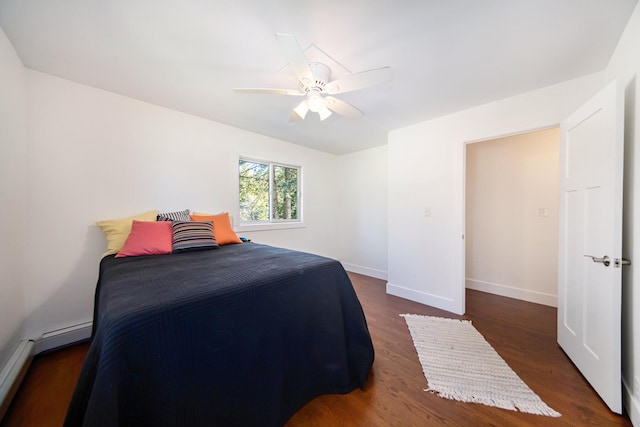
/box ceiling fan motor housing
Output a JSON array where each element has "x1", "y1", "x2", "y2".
[{"x1": 301, "y1": 62, "x2": 331, "y2": 91}]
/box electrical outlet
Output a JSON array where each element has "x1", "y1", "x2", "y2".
[
  {"x1": 424, "y1": 207, "x2": 432, "y2": 217},
  {"x1": 635, "y1": 376, "x2": 640, "y2": 393}
]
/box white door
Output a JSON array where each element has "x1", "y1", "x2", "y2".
[{"x1": 557, "y1": 80, "x2": 625, "y2": 414}]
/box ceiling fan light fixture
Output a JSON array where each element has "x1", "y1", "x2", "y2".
[
  {"x1": 293, "y1": 100, "x2": 309, "y2": 119},
  {"x1": 307, "y1": 92, "x2": 324, "y2": 113},
  {"x1": 319, "y1": 106, "x2": 332, "y2": 121}
]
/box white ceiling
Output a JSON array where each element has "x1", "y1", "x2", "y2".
[{"x1": 0, "y1": 0, "x2": 637, "y2": 155}]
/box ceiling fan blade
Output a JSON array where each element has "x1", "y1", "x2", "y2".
[
  {"x1": 275, "y1": 33, "x2": 313, "y2": 83},
  {"x1": 233, "y1": 88, "x2": 304, "y2": 96},
  {"x1": 324, "y1": 67, "x2": 392, "y2": 95},
  {"x1": 324, "y1": 96, "x2": 364, "y2": 120}
]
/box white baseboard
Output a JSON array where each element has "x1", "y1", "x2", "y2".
[
  {"x1": 34, "y1": 321, "x2": 93, "y2": 355},
  {"x1": 623, "y1": 377, "x2": 640, "y2": 426},
  {"x1": 0, "y1": 340, "x2": 34, "y2": 421},
  {"x1": 386, "y1": 282, "x2": 461, "y2": 314},
  {"x1": 465, "y1": 278, "x2": 557, "y2": 307},
  {"x1": 342, "y1": 262, "x2": 388, "y2": 280}
]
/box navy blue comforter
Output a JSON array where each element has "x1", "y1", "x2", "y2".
[{"x1": 64, "y1": 243, "x2": 374, "y2": 427}]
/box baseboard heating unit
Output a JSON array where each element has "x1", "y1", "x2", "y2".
[{"x1": 0, "y1": 339, "x2": 34, "y2": 421}]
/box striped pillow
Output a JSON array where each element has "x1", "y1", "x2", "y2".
[
  {"x1": 172, "y1": 221, "x2": 218, "y2": 253},
  {"x1": 158, "y1": 209, "x2": 191, "y2": 222}
]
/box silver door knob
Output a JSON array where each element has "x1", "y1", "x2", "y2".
[{"x1": 584, "y1": 255, "x2": 611, "y2": 267}]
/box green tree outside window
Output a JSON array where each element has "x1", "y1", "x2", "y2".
[{"x1": 239, "y1": 159, "x2": 300, "y2": 223}]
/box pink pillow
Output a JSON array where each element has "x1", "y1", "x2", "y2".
[{"x1": 115, "y1": 220, "x2": 173, "y2": 258}]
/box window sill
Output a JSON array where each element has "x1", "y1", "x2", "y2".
[{"x1": 235, "y1": 222, "x2": 306, "y2": 232}]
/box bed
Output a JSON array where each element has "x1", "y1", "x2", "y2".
[{"x1": 64, "y1": 243, "x2": 374, "y2": 427}]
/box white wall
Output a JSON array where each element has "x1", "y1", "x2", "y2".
[
  {"x1": 337, "y1": 145, "x2": 388, "y2": 280},
  {"x1": 605, "y1": 2, "x2": 640, "y2": 424},
  {"x1": 387, "y1": 72, "x2": 604, "y2": 315},
  {"x1": 23, "y1": 70, "x2": 340, "y2": 340},
  {"x1": 0, "y1": 26, "x2": 27, "y2": 370},
  {"x1": 466, "y1": 128, "x2": 560, "y2": 307}
]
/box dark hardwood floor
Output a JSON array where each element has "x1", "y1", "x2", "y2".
[
  {"x1": 1, "y1": 340, "x2": 88, "y2": 427},
  {"x1": 1, "y1": 273, "x2": 632, "y2": 426}
]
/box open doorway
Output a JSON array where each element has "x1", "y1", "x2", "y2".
[{"x1": 465, "y1": 127, "x2": 560, "y2": 307}]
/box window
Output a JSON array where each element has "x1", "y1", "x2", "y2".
[{"x1": 238, "y1": 159, "x2": 301, "y2": 225}]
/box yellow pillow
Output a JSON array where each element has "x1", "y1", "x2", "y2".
[
  {"x1": 96, "y1": 210, "x2": 158, "y2": 256},
  {"x1": 192, "y1": 211, "x2": 223, "y2": 216}
]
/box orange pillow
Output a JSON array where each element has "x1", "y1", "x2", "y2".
[{"x1": 190, "y1": 213, "x2": 242, "y2": 245}]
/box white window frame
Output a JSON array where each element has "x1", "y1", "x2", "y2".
[{"x1": 236, "y1": 156, "x2": 304, "y2": 232}]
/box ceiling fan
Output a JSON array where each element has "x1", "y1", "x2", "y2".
[{"x1": 233, "y1": 33, "x2": 392, "y2": 122}]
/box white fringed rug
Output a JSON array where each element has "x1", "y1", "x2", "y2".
[{"x1": 401, "y1": 314, "x2": 561, "y2": 417}]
